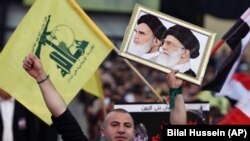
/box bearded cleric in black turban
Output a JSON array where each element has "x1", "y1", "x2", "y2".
[
  {"x1": 137, "y1": 14, "x2": 167, "y2": 41},
  {"x1": 167, "y1": 25, "x2": 200, "y2": 59}
]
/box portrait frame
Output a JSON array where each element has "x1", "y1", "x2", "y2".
[{"x1": 119, "y1": 3, "x2": 216, "y2": 85}]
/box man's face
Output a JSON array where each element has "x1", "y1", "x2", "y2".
[
  {"x1": 133, "y1": 23, "x2": 154, "y2": 45},
  {"x1": 161, "y1": 35, "x2": 183, "y2": 54},
  {"x1": 128, "y1": 23, "x2": 154, "y2": 55},
  {"x1": 102, "y1": 112, "x2": 135, "y2": 141},
  {"x1": 155, "y1": 35, "x2": 184, "y2": 67}
]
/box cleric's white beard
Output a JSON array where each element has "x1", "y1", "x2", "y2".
[
  {"x1": 155, "y1": 48, "x2": 183, "y2": 68},
  {"x1": 128, "y1": 40, "x2": 152, "y2": 56}
]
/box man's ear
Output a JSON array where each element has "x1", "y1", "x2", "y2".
[
  {"x1": 181, "y1": 49, "x2": 190, "y2": 58},
  {"x1": 155, "y1": 38, "x2": 160, "y2": 43},
  {"x1": 100, "y1": 127, "x2": 105, "y2": 137},
  {"x1": 151, "y1": 38, "x2": 161, "y2": 52},
  {"x1": 152, "y1": 37, "x2": 161, "y2": 44}
]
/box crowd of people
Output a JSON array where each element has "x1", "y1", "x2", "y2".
[
  {"x1": 74, "y1": 15, "x2": 250, "y2": 140},
  {"x1": 79, "y1": 45, "x2": 249, "y2": 139},
  {"x1": 22, "y1": 53, "x2": 186, "y2": 141},
  {"x1": 1, "y1": 43, "x2": 249, "y2": 141},
  {"x1": 1, "y1": 12, "x2": 249, "y2": 141}
]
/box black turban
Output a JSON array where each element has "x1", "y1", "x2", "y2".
[
  {"x1": 138, "y1": 14, "x2": 167, "y2": 40},
  {"x1": 167, "y1": 25, "x2": 200, "y2": 59}
]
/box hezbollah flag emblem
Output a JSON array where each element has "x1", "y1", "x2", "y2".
[{"x1": 0, "y1": 0, "x2": 113, "y2": 124}]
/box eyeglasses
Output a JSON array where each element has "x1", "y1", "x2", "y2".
[{"x1": 161, "y1": 40, "x2": 184, "y2": 50}]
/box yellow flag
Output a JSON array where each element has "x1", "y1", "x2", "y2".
[
  {"x1": 83, "y1": 70, "x2": 104, "y2": 99},
  {"x1": 0, "y1": 0, "x2": 113, "y2": 124}
]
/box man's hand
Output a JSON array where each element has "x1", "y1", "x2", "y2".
[
  {"x1": 23, "y1": 53, "x2": 47, "y2": 82},
  {"x1": 166, "y1": 70, "x2": 183, "y2": 88}
]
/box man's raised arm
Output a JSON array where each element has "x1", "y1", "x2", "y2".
[
  {"x1": 23, "y1": 53, "x2": 66, "y2": 117},
  {"x1": 166, "y1": 70, "x2": 187, "y2": 125}
]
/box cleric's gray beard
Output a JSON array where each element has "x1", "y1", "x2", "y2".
[
  {"x1": 128, "y1": 40, "x2": 152, "y2": 56},
  {"x1": 155, "y1": 48, "x2": 183, "y2": 68}
]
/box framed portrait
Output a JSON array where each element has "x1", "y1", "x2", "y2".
[
  {"x1": 114, "y1": 103, "x2": 209, "y2": 140},
  {"x1": 119, "y1": 3, "x2": 216, "y2": 85}
]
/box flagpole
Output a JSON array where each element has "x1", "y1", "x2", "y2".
[
  {"x1": 113, "y1": 47, "x2": 163, "y2": 102},
  {"x1": 210, "y1": 7, "x2": 250, "y2": 58},
  {"x1": 210, "y1": 39, "x2": 224, "y2": 57}
]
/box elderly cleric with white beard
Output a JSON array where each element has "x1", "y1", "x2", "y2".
[
  {"x1": 128, "y1": 14, "x2": 167, "y2": 56},
  {"x1": 145, "y1": 25, "x2": 200, "y2": 77}
]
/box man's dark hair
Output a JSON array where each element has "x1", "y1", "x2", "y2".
[
  {"x1": 167, "y1": 25, "x2": 200, "y2": 59},
  {"x1": 138, "y1": 14, "x2": 167, "y2": 41}
]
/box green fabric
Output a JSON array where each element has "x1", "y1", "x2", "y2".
[{"x1": 169, "y1": 86, "x2": 182, "y2": 109}]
